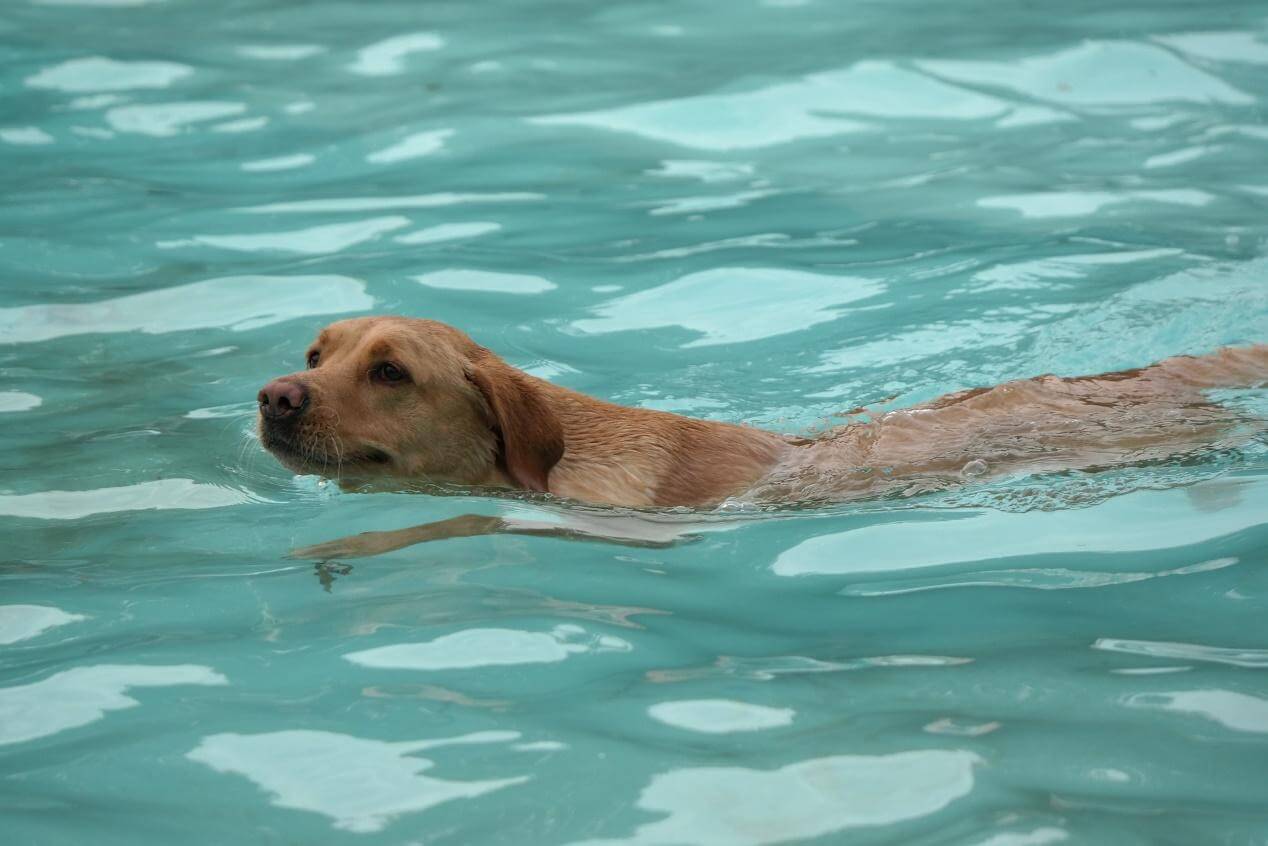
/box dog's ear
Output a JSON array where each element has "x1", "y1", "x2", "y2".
[{"x1": 466, "y1": 349, "x2": 564, "y2": 492}]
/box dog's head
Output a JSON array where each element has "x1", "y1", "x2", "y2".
[{"x1": 257, "y1": 317, "x2": 563, "y2": 491}]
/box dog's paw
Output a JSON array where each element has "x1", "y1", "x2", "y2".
[{"x1": 289, "y1": 532, "x2": 397, "y2": 560}]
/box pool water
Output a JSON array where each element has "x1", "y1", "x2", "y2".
[{"x1": 4, "y1": 0, "x2": 1268, "y2": 843}]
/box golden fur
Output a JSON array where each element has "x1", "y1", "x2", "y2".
[{"x1": 259, "y1": 316, "x2": 1268, "y2": 509}]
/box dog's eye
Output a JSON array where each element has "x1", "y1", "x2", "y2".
[
  {"x1": 372, "y1": 362, "x2": 407, "y2": 383},
  {"x1": 306, "y1": 351, "x2": 320, "y2": 369}
]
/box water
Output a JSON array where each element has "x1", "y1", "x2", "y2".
[{"x1": 3, "y1": 0, "x2": 1268, "y2": 843}]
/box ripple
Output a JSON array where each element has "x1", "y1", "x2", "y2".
[
  {"x1": 0, "y1": 274, "x2": 371, "y2": 343},
  {"x1": 1124, "y1": 689, "x2": 1268, "y2": 733},
  {"x1": 0, "y1": 604, "x2": 86, "y2": 645},
  {"x1": 0, "y1": 127, "x2": 54, "y2": 145},
  {"x1": 32, "y1": 0, "x2": 163, "y2": 5},
  {"x1": 647, "y1": 700, "x2": 795, "y2": 733},
  {"x1": 614, "y1": 233, "x2": 800, "y2": 262},
  {"x1": 0, "y1": 479, "x2": 252, "y2": 520},
  {"x1": 646, "y1": 188, "x2": 777, "y2": 216},
  {"x1": 995, "y1": 106, "x2": 1074, "y2": 128},
  {"x1": 845, "y1": 557, "x2": 1238, "y2": 595},
  {"x1": 1144, "y1": 145, "x2": 1216, "y2": 169},
  {"x1": 1154, "y1": 31, "x2": 1268, "y2": 65},
  {"x1": 923, "y1": 718, "x2": 1002, "y2": 737},
  {"x1": 26, "y1": 56, "x2": 191, "y2": 92},
  {"x1": 0, "y1": 664, "x2": 226, "y2": 746},
  {"x1": 651, "y1": 653, "x2": 970, "y2": 682},
  {"x1": 237, "y1": 192, "x2": 542, "y2": 213},
  {"x1": 573, "y1": 750, "x2": 980, "y2": 846},
  {"x1": 573, "y1": 268, "x2": 882, "y2": 346},
  {"x1": 396, "y1": 221, "x2": 501, "y2": 245},
  {"x1": 106, "y1": 101, "x2": 247, "y2": 136},
  {"x1": 972, "y1": 828, "x2": 1070, "y2": 846},
  {"x1": 534, "y1": 61, "x2": 1008, "y2": 150},
  {"x1": 1093, "y1": 638, "x2": 1268, "y2": 668},
  {"x1": 648, "y1": 160, "x2": 754, "y2": 182},
  {"x1": 349, "y1": 32, "x2": 445, "y2": 76},
  {"x1": 211, "y1": 115, "x2": 268, "y2": 133},
  {"x1": 187, "y1": 729, "x2": 525, "y2": 833},
  {"x1": 160, "y1": 216, "x2": 409, "y2": 254},
  {"x1": 0, "y1": 391, "x2": 41, "y2": 412},
  {"x1": 367, "y1": 128, "x2": 453, "y2": 163},
  {"x1": 965, "y1": 249, "x2": 1184, "y2": 292},
  {"x1": 977, "y1": 189, "x2": 1213, "y2": 218},
  {"x1": 775, "y1": 484, "x2": 1262, "y2": 577},
  {"x1": 236, "y1": 44, "x2": 326, "y2": 61},
  {"x1": 345, "y1": 625, "x2": 631, "y2": 671},
  {"x1": 240, "y1": 153, "x2": 315, "y2": 172},
  {"x1": 67, "y1": 93, "x2": 125, "y2": 110},
  {"x1": 810, "y1": 318, "x2": 1027, "y2": 373},
  {"x1": 184, "y1": 401, "x2": 256, "y2": 420},
  {"x1": 414, "y1": 269, "x2": 556, "y2": 294},
  {"x1": 918, "y1": 41, "x2": 1253, "y2": 106}
]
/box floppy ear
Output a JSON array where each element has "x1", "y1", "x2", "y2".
[{"x1": 466, "y1": 349, "x2": 565, "y2": 492}]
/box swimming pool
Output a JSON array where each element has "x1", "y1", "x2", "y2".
[{"x1": 3, "y1": 0, "x2": 1268, "y2": 843}]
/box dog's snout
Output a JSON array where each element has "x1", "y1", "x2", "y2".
[{"x1": 258, "y1": 378, "x2": 308, "y2": 420}]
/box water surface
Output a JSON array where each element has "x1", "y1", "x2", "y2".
[{"x1": 3, "y1": 1, "x2": 1268, "y2": 843}]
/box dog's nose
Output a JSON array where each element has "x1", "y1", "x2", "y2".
[{"x1": 258, "y1": 379, "x2": 308, "y2": 420}]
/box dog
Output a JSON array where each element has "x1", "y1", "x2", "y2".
[{"x1": 258, "y1": 317, "x2": 1267, "y2": 557}]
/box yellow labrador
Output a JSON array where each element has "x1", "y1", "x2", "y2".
[{"x1": 257, "y1": 317, "x2": 1266, "y2": 557}]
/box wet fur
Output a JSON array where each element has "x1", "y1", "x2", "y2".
[{"x1": 260, "y1": 317, "x2": 1268, "y2": 509}]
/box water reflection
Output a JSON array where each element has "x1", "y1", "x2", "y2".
[
  {"x1": 647, "y1": 160, "x2": 754, "y2": 183},
  {"x1": 647, "y1": 700, "x2": 794, "y2": 733},
  {"x1": 237, "y1": 44, "x2": 327, "y2": 61},
  {"x1": 0, "y1": 664, "x2": 226, "y2": 746},
  {"x1": 1124, "y1": 690, "x2": 1268, "y2": 733},
  {"x1": 970, "y1": 828, "x2": 1070, "y2": 846},
  {"x1": 187, "y1": 729, "x2": 526, "y2": 833},
  {"x1": 978, "y1": 189, "x2": 1212, "y2": 219},
  {"x1": 1093, "y1": 638, "x2": 1268, "y2": 668},
  {"x1": 774, "y1": 484, "x2": 1261, "y2": 577},
  {"x1": 1152, "y1": 31, "x2": 1268, "y2": 66},
  {"x1": 367, "y1": 128, "x2": 453, "y2": 163},
  {"x1": 918, "y1": 41, "x2": 1252, "y2": 105},
  {"x1": 573, "y1": 268, "x2": 882, "y2": 347},
  {"x1": 0, "y1": 127, "x2": 54, "y2": 145},
  {"x1": 645, "y1": 188, "x2": 777, "y2": 216},
  {"x1": 844, "y1": 557, "x2": 1237, "y2": 596},
  {"x1": 650, "y1": 653, "x2": 970, "y2": 683},
  {"x1": 349, "y1": 32, "x2": 445, "y2": 76},
  {"x1": 345, "y1": 624, "x2": 631, "y2": 671},
  {"x1": 0, "y1": 274, "x2": 371, "y2": 344},
  {"x1": 241, "y1": 153, "x2": 316, "y2": 172},
  {"x1": 535, "y1": 61, "x2": 1012, "y2": 150},
  {"x1": 26, "y1": 57, "x2": 192, "y2": 92},
  {"x1": 0, "y1": 479, "x2": 251, "y2": 520},
  {"x1": 106, "y1": 102, "x2": 248, "y2": 136},
  {"x1": 0, "y1": 604, "x2": 85, "y2": 645},
  {"x1": 212, "y1": 116, "x2": 269, "y2": 133},
  {"x1": 237, "y1": 192, "x2": 541, "y2": 213},
  {"x1": 0, "y1": 391, "x2": 41, "y2": 412},
  {"x1": 962, "y1": 249, "x2": 1184, "y2": 293},
  {"x1": 415, "y1": 269, "x2": 556, "y2": 294},
  {"x1": 396, "y1": 221, "x2": 501, "y2": 245},
  {"x1": 160, "y1": 217, "x2": 409, "y2": 254},
  {"x1": 573, "y1": 750, "x2": 979, "y2": 845}
]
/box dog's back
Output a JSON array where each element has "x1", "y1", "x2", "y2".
[{"x1": 745, "y1": 345, "x2": 1268, "y2": 504}]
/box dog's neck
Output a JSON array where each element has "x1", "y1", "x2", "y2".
[{"x1": 526, "y1": 380, "x2": 791, "y2": 508}]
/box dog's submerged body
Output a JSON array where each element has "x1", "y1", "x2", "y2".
[{"x1": 259, "y1": 316, "x2": 1268, "y2": 510}]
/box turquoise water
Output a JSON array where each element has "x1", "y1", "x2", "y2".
[{"x1": 4, "y1": 0, "x2": 1268, "y2": 843}]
